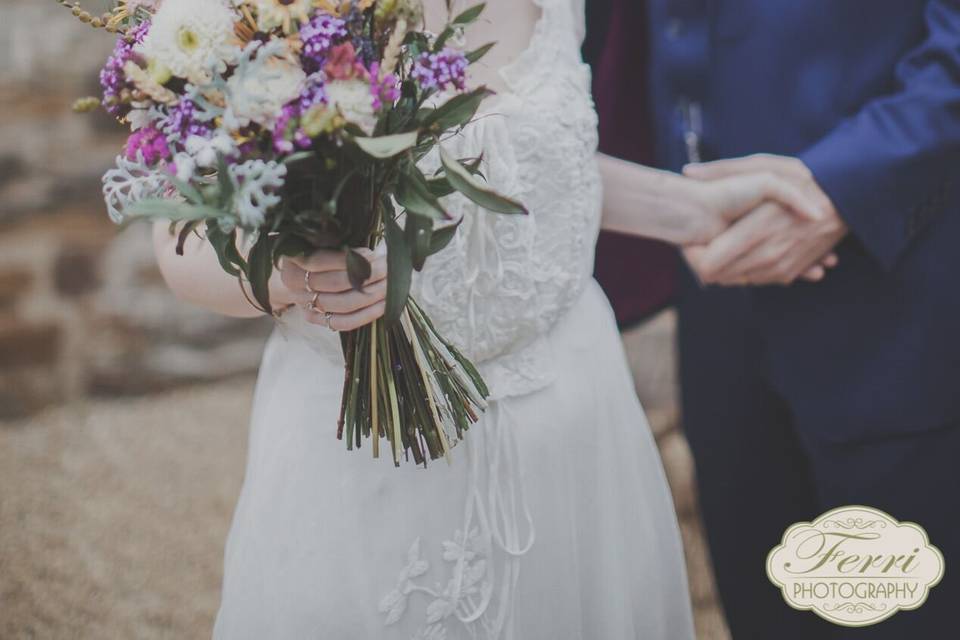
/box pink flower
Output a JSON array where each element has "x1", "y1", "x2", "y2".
[
  {"x1": 124, "y1": 125, "x2": 171, "y2": 166},
  {"x1": 324, "y1": 43, "x2": 367, "y2": 81}
]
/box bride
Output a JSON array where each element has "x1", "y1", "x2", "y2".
[{"x1": 154, "y1": 1, "x2": 822, "y2": 638}]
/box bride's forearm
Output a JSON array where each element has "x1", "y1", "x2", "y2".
[
  {"x1": 598, "y1": 152, "x2": 704, "y2": 245},
  {"x1": 152, "y1": 222, "x2": 290, "y2": 318}
]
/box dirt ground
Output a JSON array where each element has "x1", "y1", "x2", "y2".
[{"x1": 0, "y1": 381, "x2": 251, "y2": 639}]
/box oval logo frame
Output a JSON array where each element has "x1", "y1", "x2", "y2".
[{"x1": 766, "y1": 505, "x2": 945, "y2": 627}]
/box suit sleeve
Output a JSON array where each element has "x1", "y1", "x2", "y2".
[{"x1": 800, "y1": 0, "x2": 960, "y2": 270}]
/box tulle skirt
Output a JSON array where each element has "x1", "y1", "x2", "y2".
[{"x1": 213, "y1": 281, "x2": 695, "y2": 639}]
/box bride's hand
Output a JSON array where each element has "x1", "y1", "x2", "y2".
[
  {"x1": 277, "y1": 248, "x2": 388, "y2": 331},
  {"x1": 682, "y1": 171, "x2": 828, "y2": 246}
]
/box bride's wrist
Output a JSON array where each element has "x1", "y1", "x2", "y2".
[{"x1": 660, "y1": 174, "x2": 717, "y2": 245}]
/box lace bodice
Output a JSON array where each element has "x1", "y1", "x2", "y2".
[
  {"x1": 279, "y1": 0, "x2": 602, "y2": 401},
  {"x1": 411, "y1": 0, "x2": 602, "y2": 400}
]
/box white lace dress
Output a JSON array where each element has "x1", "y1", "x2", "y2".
[{"x1": 213, "y1": 1, "x2": 696, "y2": 638}]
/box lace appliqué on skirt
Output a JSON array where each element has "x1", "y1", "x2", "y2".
[{"x1": 378, "y1": 403, "x2": 535, "y2": 640}]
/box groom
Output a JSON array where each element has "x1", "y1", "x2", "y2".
[{"x1": 588, "y1": 1, "x2": 960, "y2": 638}]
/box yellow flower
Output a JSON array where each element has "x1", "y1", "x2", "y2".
[
  {"x1": 316, "y1": 0, "x2": 376, "y2": 17},
  {"x1": 253, "y1": 0, "x2": 313, "y2": 34},
  {"x1": 123, "y1": 60, "x2": 177, "y2": 105},
  {"x1": 301, "y1": 104, "x2": 345, "y2": 137}
]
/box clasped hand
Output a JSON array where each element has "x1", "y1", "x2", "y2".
[
  {"x1": 681, "y1": 154, "x2": 848, "y2": 286},
  {"x1": 273, "y1": 247, "x2": 388, "y2": 332}
]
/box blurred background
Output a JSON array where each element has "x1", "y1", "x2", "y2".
[{"x1": 0, "y1": 1, "x2": 729, "y2": 638}]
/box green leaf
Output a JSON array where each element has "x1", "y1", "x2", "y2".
[
  {"x1": 126, "y1": 199, "x2": 227, "y2": 222},
  {"x1": 404, "y1": 212, "x2": 433, "y2": 271},
  {"x1": 426, "y1": 176, "x2": 455, "y2": 198},
  {"x1": 352, "y1": 131, "x2": 420, "y2": 159},
  {"x1": 466, "y1": 42, "x2": 496, "y2": 64},
  {"x1": 429, "y1": 219, "x2": 462, "y2": 256},
  {"x1": 282, "y1": 151, "x2": 314, "y2": 166},
  {"x1": 403, "y1": 30, "x2": 431, "y2": 55},
  {"x1": 462, "y1": 155, "x2": 485, "y2": 178},
  {"x1": 206, "y1": 222, "x2": 245, "y2": 277},
  {"x1": 419, "y1": 87, "x2": 494, "y2": 132},
  {"x1": 273, "y1": 233, "x2": 314, "y2": 261},
  {"x1": 346, "y1": 248, "x2": 373, "y2": 291},
  {"x1": 246, "y1": 232, "x2": 276, "y2": 315},
  {"x1": 396, "y1": 165, "x2": 449, "y2": 221},
  {"x1": 384, "y1": 214, "x2": 413, "y2": 325},
  {"x1": 453, "y1": 3, "x2": 486, "y2": 25},
  {"x1": 439, "y1": 146, "x2": 528, "y2": 215},
  {"x1": 215, "y1": 155, "x2": 235, "y2": 209},
  {"x1": 167, "y1": 175, "x2": 205, "y2": 205},
  {"x1": 175, "y1": 220, "x2": 200, "y2": 256},
  {"x1": 433, "y1": 26, "x2": 455, "y2": 52}
]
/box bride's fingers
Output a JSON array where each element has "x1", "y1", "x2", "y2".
[
  {"x1": 289, "y1": 248, "x2": 353, "y2": 273},
  {"x1": 282, "y1": 253, "x2": 388, "y2": 294},
  {"x1": 279, "y1": 260, "x2": 314, "y2": 304},
  {"x1": 307, "y1": 300, "x2": 387, "y2": 332},
  {"x1": 310, "y1": 278, "x2": 387, "y2": 314},
  {"x1": 307, "y1": 254, "x2": 388, "y2": 293}
]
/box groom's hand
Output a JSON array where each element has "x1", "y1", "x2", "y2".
[{"x1": 682, "y1": 155, "x2": 847, "y2": 286}]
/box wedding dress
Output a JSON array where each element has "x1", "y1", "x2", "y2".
[{"x1": 213, "y1": 0, "x2": 696, "y2": 637}]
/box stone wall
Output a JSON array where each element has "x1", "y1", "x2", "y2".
[{"x1": 0, "y1": 0, "x2": 272, "y2": 419}]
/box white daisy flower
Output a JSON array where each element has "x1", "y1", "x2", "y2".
[
  {"x1": 326, "y1": 79, "x2": 378, "y2": 135},
  {"x1": 136, "y1": 0, "x2": 240, "y2": 85},
  {"x1": 224, "y1": 42, "x2": 306, "y2": 129}
]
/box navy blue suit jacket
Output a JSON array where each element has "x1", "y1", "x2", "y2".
[{"x1": 588, "y1": 0, "x2": 960, "y2": 441}]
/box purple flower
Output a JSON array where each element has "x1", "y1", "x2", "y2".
[
  {"x1": 411, "y1": 48, "x2": 468, "y2": 93},
  {"x1": 297, "y1": 78, "x2": 328, "y2": 112},
  {"x1": 368, "y1": 63, "x2": 400, "y2": 111},
  {"x1": 300, "y1": 12, "x2": 348, "y2": 72},
  {"x1": 124, "y1": 124, "x2": 171, "y2": 166},
  {"x1": 100, "y1": 21, "x2": 150, "y2": 118},
  {"x1": 272, "y1": 79, "x2": 327, "y2": 154},
  {"x1": 161, "y1": 99, "x2": 213, "y2": 144},
  {"x1": 344, "y1": 5, "x2": 375, "y2": 65}
]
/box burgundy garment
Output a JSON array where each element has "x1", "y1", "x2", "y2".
[{"x1": 592, "y1": 0, "x2": 678, "y2": 327}]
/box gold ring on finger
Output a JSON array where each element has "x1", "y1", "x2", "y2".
[
  {"x1": 305, "y1": 270, "x2": 318, "y2": 294},
  {"x1": 322, "y1": 311, "x2": 336, "y2": 331}
]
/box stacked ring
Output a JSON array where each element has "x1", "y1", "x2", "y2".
[
  {"x1": 321, "y1": 311, "x2": 335, "y2": 330},
  {"x1": 303, "y1": 268, "x2": 337, "y2": 331}
]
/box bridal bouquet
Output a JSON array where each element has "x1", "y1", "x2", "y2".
[{"x1": 63, "y1": 0, "x2": 526, "y2": 466}]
